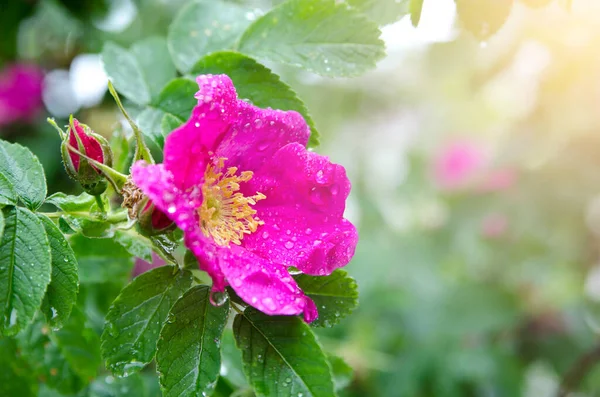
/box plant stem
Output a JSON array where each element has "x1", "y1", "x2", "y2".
[{"x1": 557, "y1": 343, "x2": 600, "y2": 397}]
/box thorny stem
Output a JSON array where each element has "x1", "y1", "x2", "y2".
[{"x1": 557, "y1": 343, "x2": 600, "y2": 397}]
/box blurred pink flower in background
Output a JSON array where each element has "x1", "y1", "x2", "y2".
[
  {"x1": 432, "y1": 140, "x2": 517, "y2": 192},
  {"x1": 481, "y1": 213, "x2": 509, "y2": 238},
  {"x1": 0, "y1": 63, "x2": 44, "y2": 127},
  {"x1": 432, "y1": 141, "x2": 486, "y2": 190},
  {"x1": 132, "y1": 252, "x2": 166, "y2": 278}
]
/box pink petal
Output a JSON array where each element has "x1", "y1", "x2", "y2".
[
  {"x1": 185, "y1": 230, "x2": 226, "y2": 292},
  {"x1": 218, "y1": 245, "x2": 317, "y2": 321},
  {"x1": 242, "y1": 143, "x2": 358, "y2": 275},
  {"x1": 215, "y1": 101, "x2": 309, "y2": 173},
  {"x1": 131, "y1": 161, "x2": 226, "y2": 289},
  {"x1": 131, "y1": 162, "x2": 199, "y2": 231},
  {"x1": 163, "y1": 75, "x2": 237, "y2": 190}
]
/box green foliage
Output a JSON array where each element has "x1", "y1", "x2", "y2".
[
  {"x1": 38, "y1": 214, "x2": 79, "y2": 329},
  {"x1": 17, "y1": 310, "x2": 100, "y2": 394},
  {"x1": 70, "y1": 234, "x2": 134, "y2": 284},
  {"x1": 238, "y1": 0, "x2": 385, "y2": 77},
  {"x1": 137, "y1": 78, "x2": 197, "y2": 148},
  {"x1": 101, "y1": 266, "x2": 193, "y2": 377},
  {"x1": 295, "y1": 269, "x2": 358, "y2": 327},
  {"x1": 234, "y1": 308, "x2": 336, "y2": 397},
  {"x1": 0, "y1": 140, "x2": 46, "y2": 210},
  {"x1": 113, "y1": 230, "x2": 154, "y2": 263},
  {"x1": 0, "y1": 172, "x2": 17, "y2": 205},
  {"x1": 156, "y1": 285, "x2": 230, "y2": 397},
  {"x1": 46, "y1": 192, "x2": 96, "y2": 212},
  {"x1": 0, "y1": 206, "x2": 51, "y2": 335},
  {"x1": 346, "y1": 0, "x2": 410, "y2": 25},
  {"x1": 0, "y1": 337, "x2": 38, "y2": 397},
  {"x1": 167, "y1": 0, "x2": 251, "y2": 73},
  {"x1": 455, "y1": 0, "x2": 513, "y2": 39},
  {"x1": 192, "y1": 51, "x2": 320, "y2": 147},
  {"x1": 410, "y1": 0, "x2": 424, "y2": 27},
  {"x1": 101, "y1": 38, "x2": 176, "y2": 106},
  {"x1": 327, "y1": 354, "x2": 353, "y2": 392}
]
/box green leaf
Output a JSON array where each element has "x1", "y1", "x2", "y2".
[
  {"x1": 46, "y1": 192, "x2": 96, "y2": 212},
  {"x1": 161, "y1": 113, "x2": 184, "y2": 137},
  {"x1": 294, "y1": 269, "x2": 358, "y2": 327},
  {"x1": 0, "y1": 140, "x2": 46, "y2": 210},
  {"x1": 221, "y1": 329, "x2": 248, "y2": 388},
  {"x1": 38, "y1": 215, "x2": 79, "y2": 329},
  {"x1": 88, "y1": 373, "x2": 147, "y2": 397},
  {"x1": 61, "y1": 215, "x2": 116, "y2": 238},
  {"x1": 154, "y1": 78, "x2": 198, "y2": 121},
  {"x1": 346, "y1": 0, "x2": 410, "y2": 25},
  {"x1": 113, "y1": 230, "x2": 154, "y2": 263},
  {"x1": 455, "y1": 0, "x2": 513, "y2": 39},
  {"x1": 327, "y1": 354, "x2": 353, "y2": 391},
  {"x1": 0, "y1": 210, "x2": 3, "y2": 242},
  {"x1": 238, "y1": 0, "x2": 385, "y2": 77},
  {"x1": 0, "y1": 337, "x2": 37, "y2": 397},
  {"x1": 0, "y1": 206, "x2": 51, "y2": 335},
  {"x1": 101, "y1": 266, "x2": 193, "y2": 377},
  {"x1": 157, "y1": 285, "x2": 230, "y2": 397},
  {"x1": 0, "y1": 172, "x2": 17, "y2": 206},
  {"x1": 233, "y1": 308, "x2": 336, "y2": 397},
  {"x1": 138, "y1": 78, "x2": 198, "y2": 149},
  {"x1": 167, "y1": 0, "x2": 251, "y2": 73},
  {"x1": 410, "y1": 0, "x2": 424, "y2": 27},
  {"x1": 17, "y1": 309, "x2": 100, "y2": 394},
  {"x1": 70, "y1": 234, "x2": 134, "y2": 284},
  {"x1": 102, "y1": 37, "x2": 176, "y2": 106},
  {"x1": 51, "y1": 307, "x2": 101, "y2": 385},
  {"x1": 191, "y1": 51, "x2": 320, "y2": 147},
  {"x1": 137, "y1": 108, "x2": 167, "y2": 149}
]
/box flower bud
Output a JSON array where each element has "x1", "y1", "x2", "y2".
[
  {"x1": 136, "y1": 198, "x2": 175, "y2": 236},
  {"x1": 61, "y1": 119, "x2": 113, "y2": 195}
]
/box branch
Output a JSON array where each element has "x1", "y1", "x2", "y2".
[{"x1": 557, "y1": 343, "x2": 600, "y2": 397}]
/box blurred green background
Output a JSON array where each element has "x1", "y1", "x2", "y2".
[{"x1": 3, "y1": 0, "x2": 600, "y2": 396}]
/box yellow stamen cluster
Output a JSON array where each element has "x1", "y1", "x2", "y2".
[{"x1": 198, "y1": 158, "x2": 266, "y2": 247}]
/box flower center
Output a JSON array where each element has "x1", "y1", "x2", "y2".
[{"x1": 198, "y1": 158, "x2": 266, "y2": 247}]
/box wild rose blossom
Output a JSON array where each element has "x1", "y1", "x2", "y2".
[
  {"x1": 0, "y1": 63, "x2": 44, "y2": 127},
  {"x1": 433, "y1": 140, "x2": 517, "y2": 192},
  {"x1": 131, "y1": 75, "x2": 358, "y2": 322}
]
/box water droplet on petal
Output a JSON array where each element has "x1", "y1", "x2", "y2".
[
  {"x1": 262, "y1": 231, "x2": 269, "y2": 239},
  {"x1": 285, "y1": 241, "x2": 294, "y2": 249},
  {"x1": 315, "y1": 170, "x2": 326, "y2": 183},
  {"x1": 262, "y1": 297, "x2": 277, "y2": 311}
]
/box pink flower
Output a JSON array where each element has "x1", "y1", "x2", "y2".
[
  {"x1": 432, "y1": 140, "x2": 518, "y2": 193},
  {"x1": 131, "y1": 75, "x2": 358, "y2": 322},
  {"x1": 481, "y1": 213, "x2": 508, "y2": 239},
  {"x1": 0, "y1": 63, "x2": 44, "y2": 127},
  {"x1": 432, "y1": 141, "x2": 486, "y2": 190}
]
